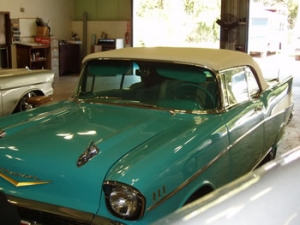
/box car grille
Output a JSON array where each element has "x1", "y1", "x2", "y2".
[{"x1": 17, "y1": 206, "x2": 91, "y2": 225}]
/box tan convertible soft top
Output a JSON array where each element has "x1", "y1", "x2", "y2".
[{"x1": 83, "y1": 47, "x2": 268, "y2": 91}]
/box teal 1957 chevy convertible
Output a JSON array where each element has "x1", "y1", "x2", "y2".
[{"x1": 0, "y1": 47, "x2": 293, "y2": 225}]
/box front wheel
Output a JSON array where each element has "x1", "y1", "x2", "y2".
[{"x1": 14, "y1": 91, "x2": 37, "y2": 113}]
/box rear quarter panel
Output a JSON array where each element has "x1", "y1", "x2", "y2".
[{"x1": 262, "y1": 76, "x2": 293, "y2": 150}]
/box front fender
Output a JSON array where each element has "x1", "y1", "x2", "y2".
[
  {"x1": 2, "y1": 85, "x2": 51, "y2": 115},
  {"x1": 104, "y1": 115, "x2": 229, "y2": 220}
]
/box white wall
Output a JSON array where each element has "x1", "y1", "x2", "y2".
[{"x1": 0, "y1": 0, "x2": 74, "y2": 40}]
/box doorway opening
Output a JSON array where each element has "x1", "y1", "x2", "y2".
[{"x1": 132, "y1": 0, "x2": 221, "y2": 48}]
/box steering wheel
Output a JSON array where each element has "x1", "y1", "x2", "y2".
[{"x1": 173, "y1": 83, "x2": 215, "y2": 109}]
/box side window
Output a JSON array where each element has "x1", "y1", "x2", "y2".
[
  {"x1": 221, "y1": 67, "x2": 250, "y2": 108},
  {"x1": 245, "y1": 67, "x2": 260, "y2": 98},
  {"x1": 231, "y1": 71, "x2": 249, "y2": 103}
]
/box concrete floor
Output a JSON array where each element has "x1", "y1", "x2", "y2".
[
  {"x1": 51, "y1": 54, "x2": 300, "y2": 156},
  {"x1": 51, "y1": 74, "x2": 80, "y2": 102}
]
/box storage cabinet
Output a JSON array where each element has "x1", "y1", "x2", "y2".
[
  {"x1": 59, "y1": 44, "x2": 81, "y2": 76},
  {"x1": 16, "y1": 43, "x2": 50, "y2": 69}
]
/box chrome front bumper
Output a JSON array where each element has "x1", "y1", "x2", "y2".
[{"x1": 8, "y1": 195, "x2": 124, "y2": 225}]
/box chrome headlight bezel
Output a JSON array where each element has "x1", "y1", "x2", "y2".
[{"x1": 103, "y1": 181, "x2": 146, "y2": 221}]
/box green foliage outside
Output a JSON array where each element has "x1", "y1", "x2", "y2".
[{"x1": 133, "y1": 0, "x2": 221, "y2": 47}]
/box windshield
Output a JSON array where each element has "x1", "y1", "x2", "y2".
[{"x1": 74, "y1": 59, "x2": 219, "y2": 111}]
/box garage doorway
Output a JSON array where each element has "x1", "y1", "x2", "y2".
[{"x1": 132, "y1": 0, "x2": 221, "y2": 48}]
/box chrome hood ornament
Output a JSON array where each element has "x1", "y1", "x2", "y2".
[{"x1": 77, "y1": 141, "x2": 100, "y2": 167}]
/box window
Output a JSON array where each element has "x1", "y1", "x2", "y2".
[
  {"x1": 221, "y1": 66, "x2": 260, "y2": 108},
  {"x1": 245, "y1": 67, "x2": 260, "y2": 98},
  {"x1": 77, "y1": 59, "x2": 217, "y2": 111}
]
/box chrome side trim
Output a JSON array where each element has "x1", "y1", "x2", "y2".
[
  {"x1": 0, "y1": 130, "x2": 6, "y2": 138},
  {"x1": 7, "y1": 195, "x2": 118, "y2": 225},
  {"x1": 1, "y1": 82, "x2": 51, "y2": 92}
]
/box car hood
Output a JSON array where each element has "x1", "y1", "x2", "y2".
[{"x1": 0, "y1": 101, "x2": 185, "y2": 213}]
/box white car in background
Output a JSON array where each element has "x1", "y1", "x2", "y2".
[
  {"x1": 0, "y1": 68, "x2": 54, "y2": 116},
  {"x1": 153, "y1": 146, "x2": 300, "y2": 225}
]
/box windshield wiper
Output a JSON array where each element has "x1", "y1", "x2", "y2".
[
  {"x1": 97, "y1": 96, "x2": 122, "y2": 100},
  {"x1": 122, "y1": 101, "x2": 158, "y2": 109},
  {"x1": 78, "y1": 97, "x2": 158, "y2": 109}
]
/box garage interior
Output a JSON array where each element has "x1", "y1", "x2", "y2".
[
  {"x1": 0, "y1": 0, "x2": 299, "y2": 222},
  {"x1": 3, "y1": 0, "x2": 298, "y2": 149}
]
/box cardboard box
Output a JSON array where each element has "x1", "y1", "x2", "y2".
[
  {"x1": 36, "y1": 26, "x2": 49, "y2": 37},
  {"x1": 91, "y1": 45, "x2": 102, "y2": 53}
]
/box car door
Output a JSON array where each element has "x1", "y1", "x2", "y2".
[{"x1": 220, "y1": 66, "x2": 264, "y2": 180}]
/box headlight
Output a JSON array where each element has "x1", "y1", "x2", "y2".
[{"x1": 103, "y1": 181, "x2": 146, "y2": 220}]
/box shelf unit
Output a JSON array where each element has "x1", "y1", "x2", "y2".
[{"x1": 16, "y1": 43, "x2": 50, "y2": 69}]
